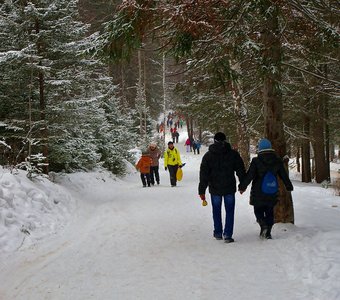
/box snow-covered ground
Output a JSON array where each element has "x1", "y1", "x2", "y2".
[{"x1": 0, "y1": 131, "x2": 339, "y2": 300}]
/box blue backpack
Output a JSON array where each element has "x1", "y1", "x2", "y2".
[{"x1": 261, "y1": 171, "x2": 278, "y2": 194}]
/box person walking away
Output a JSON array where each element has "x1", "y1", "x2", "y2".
[
  {"x1": 148, "y1": 142, "x2": 161, "y2": 185},
  {"x1": 198, "y1": 132, "x2": 246, "y2": 243},
  {"x1": 238, "y1": 138, "x2": 293, "y2": 239},
  {"x1": 172, "y1": 127, "x2": 177, "y2": 143},
  {"x1": 175, "y1": 131, "x2": 179, "y2": 143},
  {"x1": 195, "y1": 140, "x2": 202, "y2": 154},
  {"x1": 136, "y1": 150, "x2": 153, "y2": 187},
  {"x1": 185, "y1": 138, "x2": 191, "y2": 152},
  {"x1": 190, "y1": 137, "x2": 195, "y2": 152},
  {"x1": 193, "y1": 140, "x2": 198, "y2": 154},
  {"x1": 164, "y1": 141, "x2": 182, "y2": 187}
]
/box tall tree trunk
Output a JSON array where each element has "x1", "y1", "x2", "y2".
[
  {"x1": 137, "y1": 48, "x2": 146, "y2": 138},
  {"x1": 296, "y1": 147, "x2": 300, "y2": 173},
  {"x1": 311, "y1": 95, "x2": 328, "y2": 183},
  {"x1": 302, "y1": 97, "x2": 312, "y2": 182},
  {"x1": 330, "y1": 143, "x2": 335, "y2": 162},
  {"x1": 186, "y1": 116, "x2": 193, "y2": 142},
  {"x1": 261, "y1": 2, "x2": 294, "y2": 223},
  {"x1": 231, "y1": 60, "x2": 250, "y2": 167},
  {"x1": 36, "y1": 19, "x2": 48, "y2": 174},
  {"x1": 302, "y1": 141, "x2": 312, "y2": 182},
  {"x1": 325, "y1": 100, "x2": 330, "y2": 181}
]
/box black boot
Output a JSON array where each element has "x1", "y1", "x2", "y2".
[
  {"x1": 258, "y1": 219, "x2": 267, "y2": 238},
  {"x1": 265, "y1": 225, "x2": 272, "y2": 239}
]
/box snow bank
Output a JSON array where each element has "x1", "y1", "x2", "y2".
[{"x1": 0, "y1": 167, "x2": 75, "y2": 252}]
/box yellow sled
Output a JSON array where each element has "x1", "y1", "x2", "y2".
[{"x1": 176, "y1": 167, "x2": 183, "y2": 181}]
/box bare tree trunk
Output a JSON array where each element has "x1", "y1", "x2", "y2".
[{"x1": 261, "y1": 2, "x2": 294, "y2": 223}]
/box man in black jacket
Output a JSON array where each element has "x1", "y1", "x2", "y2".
[
  {"x1": 238, "y1": 138, "x2": 293, "y2": 239},
  {"x1": 198, "y1": 132, "x2": 246, "y2": 243}
]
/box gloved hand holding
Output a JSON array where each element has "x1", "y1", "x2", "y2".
[
  {"x1": 199, "y1": 194, "x2": 207, "y2": 206},
  {"x1": 165, "y1": 167, "x2": 167, "y2": 171},
  {"x1": 199, "y1": 194, "x2": 206, "y2": 201}
]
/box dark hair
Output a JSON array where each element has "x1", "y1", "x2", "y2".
[{"x1": 214, "y1": 132, "x2": 226, "y2": 142}]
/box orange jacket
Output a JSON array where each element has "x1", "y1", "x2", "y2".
[{"x1": 136, "y1": 155, "x2": 152, "y2": 174}]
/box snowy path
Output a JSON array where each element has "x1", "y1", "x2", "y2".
[{"x1": 1, "y1": 140, "x2": 339, "y2": 300}]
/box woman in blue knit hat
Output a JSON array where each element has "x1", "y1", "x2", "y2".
[{"x1": 238, "y1": 138, "x2": 293, "y2": 239}]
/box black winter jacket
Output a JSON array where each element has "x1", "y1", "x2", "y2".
[
  {"x1": 238, "y1": 150, "x2": 293, "y2": 207},
  {"x1": 198, "y1": 141, "x2": 246, "y2": 196}
]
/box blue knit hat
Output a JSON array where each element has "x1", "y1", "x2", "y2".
[{"x1": 258, "y1": 138, "x2": 272, "y2": 152}]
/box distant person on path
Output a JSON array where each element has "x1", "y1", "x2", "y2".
[
  {"x1": 193, "y1": 139, "x2": 202, "y2": 155},
  {"x1": 238, "y1": 138, "x2": 293, "y2": 239},
  {"x1": 171, "y1": 127, "x2": 177, "y2": 143},
  {"x1": 185, "y1": 138, "x2": 191, "y2": 152},
  {"x1": 136, "y1": 150, "x2": 153, "y2": 187},
  {"x1": 198, "y1": 132, "x2": 246, "y2": 243},
  {"x1": 175, "y1": 131, "x2": 179, "y2": 143},
  {"x1": 148, "y1": 142, "x2": 162, "y2": 185},
  {"x1": 164, "y1": 141, "x2": 182, "y2": 187}
]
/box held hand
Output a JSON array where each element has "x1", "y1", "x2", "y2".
[
  {"x1": 199, "y1": 194, "x2": 206, "y2": 201},
  {"x1": 165, "y1": 167, "x2": 167, "y2": 171}
]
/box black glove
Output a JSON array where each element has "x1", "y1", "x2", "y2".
[{"x1": 165, "y1": 167, "x2": 167, "y2": 171}]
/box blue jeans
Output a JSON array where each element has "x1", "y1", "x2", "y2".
[{"x1": 211, "y1": 194, "x2": 235, "y2": 238}]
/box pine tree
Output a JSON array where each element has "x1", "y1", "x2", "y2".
[{"x1": 0, "y1": 0, "x2": 137, "y2": 174}]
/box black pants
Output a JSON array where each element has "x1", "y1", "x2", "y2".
[
  {"x1": 254, "y1": 205, "x2": 274, "y2": 226},
  {"x1": 168, "y1": 165, "x2": 178, "y2": 186},
  {"x1": 150, "y1": 166, "x2": 160, "y2": 184},
  {"x1": 140, "y1": 173, "x2": 151, "y2": 187}
]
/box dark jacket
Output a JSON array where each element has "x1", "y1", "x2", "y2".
[
  {"x1": 238, "y1": 150, "x2": 293, "y2": 207},
  {"x1": 198, "y1": 141, "x2": 246, "y2": 195}
]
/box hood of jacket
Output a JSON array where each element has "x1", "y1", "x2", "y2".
[
  {"x1": 257, "y1": 150, "x2": 280, "y2": 167},
  {"x1": 208, "y1": 141, "x2": 232, "y2": 154}
]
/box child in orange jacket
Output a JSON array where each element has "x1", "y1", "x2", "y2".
[{"x1": 136, "y1": 150, "x2": 153, "y2": 187}]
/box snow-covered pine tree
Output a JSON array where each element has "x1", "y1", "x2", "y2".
[{"x1": 0, "y1": 0, "x2": 137, "y2": 174}]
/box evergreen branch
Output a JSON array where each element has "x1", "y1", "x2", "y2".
[{"x1": 283, "y1": 62, "x2": 340, "y2": 86}]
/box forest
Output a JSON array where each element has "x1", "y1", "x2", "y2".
[{"x1": 0, "y1": 1, "x2": 339, "y2": 222}]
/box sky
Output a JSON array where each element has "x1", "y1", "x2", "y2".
[{"x1": 0, "y1": 129, "x2": 339, "y2": 300}]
